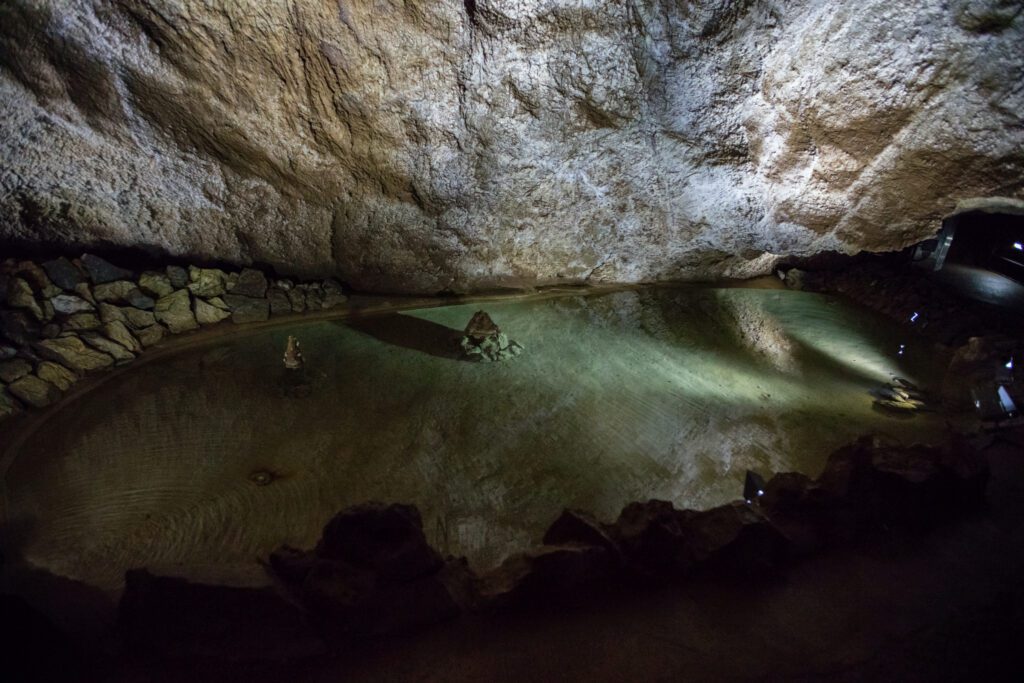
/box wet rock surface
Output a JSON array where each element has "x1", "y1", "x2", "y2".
[{"x1": 1, "y1": 2, "x2": 1020, "y2": 292}]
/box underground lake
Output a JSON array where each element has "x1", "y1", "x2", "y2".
[{"x1": 0, "y1": 285, "x2": 948, "y2": 591}]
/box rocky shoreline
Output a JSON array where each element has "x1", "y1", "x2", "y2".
[
  {"x1": 113, "y1": 435, "x2": 987, "y2": 659},
  {"x1": 0, "y1": 255, "x2": 349, "y2": 421}
]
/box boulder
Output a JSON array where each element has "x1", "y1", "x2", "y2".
[
  {"x1": 187, "y1": 267, "x2": 227, "y2": 298},
  {"x1": 97, "y1": 302, "x2": 126, "y2": 324},
  {"x1": 7, "y1": 374, "x2": 61, "y2": 408},
  {"x1": 6, "y1": 277, "x2": 44, "y2": 321},
  {"x1": 0, "y1": 358, "x2": 32, "y2": 383},
  {"x1": 102, "y1": 321, "x2": 143, "y2": 353},
  {"x1": 543, "y1": 509, "x2": 619, "y2": 555},
  {"x1": 306, "y1": 560, "x2": 464, "y2": 635},
  {"x1": 119, "y1": 567, "x2": 323, "y2": 660},
  {"x1": 72, "y1": 282, "x2": 96, "y2": 304},
  {"x1": 230, "y1": 268, "x2": 268, "y2": 298},
  {"x1": 165, "y1": 265, "x2": 189, "y2": 290},
  {"x1": 0, "y1": 388, "x2": 22, "y2": 419},
  {"x1": 61, "y1": 313, "x2": 101, "y2": 331},
  {"x1": 286, "y1": 288, "x2": 306, "y2": 313},
  {"x1": 80, "y1": 254, "x2": 132, "y2": 284},
  {"x1": 93, "y1": 281, "x2": 154, "y2": 309},
  {"x1": 154, "y1": 290, "x2": 199, "y2": 333},
  {"x1": 223, "y1": 294, "x2": 270, "y2": 324},
  {"x1": 135, "y1": 324, "x2": 166, "y2": 348},
  {"x1": 50, "y1": 294, "x2": 94, "y2": 315},
  {"x1": 42, "y1": 257, "x2": 86, "y2": 291},
  {"x1": 479, "y1": 545, "x2": 617, "y2": 607},
  {"x1": 122, "y1": 307, "x2": 158, "y2": 330},
  {"x1": 193, "y1": 298, "x2": 231, "y2": 325},
  {"x1": 138, "y1": 271, "x2": 174, "y2": 298},
  {"x1": 36, "y1": 361, "x2": 78, "y2": 392},
  {"x1": 13, "y1": 261, "x2": 61, "y2": 298},
  {"x1": 35, "y1": 336, "x2": 114, "y2": 373},
  {"x1": 321, "y1": 279, "x2": 347, "y2": 309},
  {"x1": 0, "y1": 309, "x2": 41, "y2": 346},
  {"x1": 609, "y1": 500, "x2": 696, "y2": 576},
  {"x1": 315, "y1": 502, "x2": 443, "y2": 582},
  {"x1": 80, "y1": 331, "x2": 135, "y2": 365},
  {"x1": 267, "y1": 287, "x2": 292, "y2": 316}
]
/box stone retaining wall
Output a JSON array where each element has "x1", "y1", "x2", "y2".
[{"x1": 0, "y1": 255, "x2": 348, "y2": 421}]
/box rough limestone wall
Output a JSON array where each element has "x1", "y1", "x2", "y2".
[{"x1": 1, "y1": 0, "x2": 1022, "y2": 293}]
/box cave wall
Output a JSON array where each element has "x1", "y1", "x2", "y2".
[{"x1": 1, "y1": 0, "x2": 1022, "y2": 293}]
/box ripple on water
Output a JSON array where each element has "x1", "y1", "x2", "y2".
[{"x1": 2, "y1": 287, "x2": 947, "y2": 589}]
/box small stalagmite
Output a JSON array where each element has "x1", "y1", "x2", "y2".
[{"x1": 283, "y1": 335, "x2": 304, "y2": 370}]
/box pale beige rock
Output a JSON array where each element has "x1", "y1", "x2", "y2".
[
  {"x1": 187, "y1": 268, "x2": 227, "y2": 298},
  {"x1": 135, "y1": 324, "x2": 166, "y2": 348},
  {"x1": 37, "y1": 360, "x2": 78, "y2": 391},
  {"x1": 193, "y1": 298, "x2": 231, "y2": 325},
  {"x1": 35, "y1": 336, "x2": 114, "y2": 373},
  {"x1": 102, "y1": 320, "x2": 143, "y2": 353},
  {"x1": 0, "y1": 1, "x2": 1021, "y2": 292},
  {"x1": 8, "y1": 374, "x2": 61, "y2": 408},
  {"x1": 80, "y1": 331, "x2": 135, "y2": 365},
  {"x1": 154, "y1": 289, "x2": 199, "y2": 333},
  {"x1": 139, "y1": 271, "x2": 175, "y2": 298}
]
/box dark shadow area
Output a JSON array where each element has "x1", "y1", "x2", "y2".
[
  {"x1": 341, "y1": 313, "x2": 466, "y2": 360},
  {"x1": 1, "y1": 517, "x2": 115, "y2": 682}
]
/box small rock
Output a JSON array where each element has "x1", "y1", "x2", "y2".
[
  {"x1": 135, "y1": 324, "x2": 166, "y2": 348},
  {"x1": 42, "y1": 257, "x2": 86, "y2": 291},
  {"x1": 35, "y1": 336, "x2": 114, "y2": 373},
  {"x1": 230, "y1": 268, "x2": 268, "y2": 298},
  {"x1": 123, "y1": 308, "x2": 157, "y2": 330},
  {"x1": 193, "y1": 298, "x2": 231, "y2": 325},
  {"x1": 72, "y1": 282, "x2": 96, "y2": 304},
  {"x1": 8, "y1": 375, "x2": 61, "y2": 408},
  {"x1": 187, "y1": 267, "x2": 227, "y2": 298},
  {"x1": 154, "y1": 290, "x2": 199, "y2": 333},
  {"x1": 81, "y1": 254, "x2": 133, "y2": 284},
  {"x1": 62, "y1": 313, "x2": 102, "y2": 331},
  {"x1": 223, "y1": 294, "x2": 270, "y2": 324},
  {"x1": 41, "y1": 323, "x2": 61, "y2": 339},
  {"x1": 103, "y1": 321, "x2": 143, "y2": 353},
  {"x1": 267, "y1": 288, "x2": 291, "y2": 316},
  {"x1": 98, "y1": 302, "x2": 126, "y2": 324},
  {"x1": 80, "y1": 331, "x2": 135, "y2": 365},
  {"x1": 50, "y1": 294, "x2": 94, "y2": 315},
  {"x1": 286, "y1": 288, "x2": 306, "y2": 313},
  {"x1": 93, "y1": 280, "x2": 137, "y2": 303},
  {"x1": 36, "y1": 361, "x2": 78, "y2": 391},
  {"x1": 301, "y1": 284, "x2": 324, "y2": 310},
  {"x1": 0, "y1": 358, "x2": 33, "y2": 383},
  {"x1": 0, "y1": 388, "x2": 22, "y2": 419},
  {"x1": 0, "y1": 309, "x2": 41, "y2": 346},
  {"x1": 6, "y1": 277, "x2": 44, "y2": 321},
  {"x1": 0, "y1": 343, "x2": 17, "y2": 360},
  {"x1": 138, "y1": 271, "x2": 174, "y2": 298},
  {"x1": 166, "y1": 265, "x2": 189, "y2": 289},
  {"x1": 15, "y1": 261, "x2": 62, "y2": 298},
  {"x1": 321, "y1": 279, "x2": 347, "y2": 309}
]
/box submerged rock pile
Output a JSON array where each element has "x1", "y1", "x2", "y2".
[
  {"x1": 458, "y1": 310, "x2": 523, "y2": 362},
  {"x1": 0, "y1": 255, "x2": 348, "y2": 420},
  {"x1": 116, "y1": 436, "x2": 987, "y2": 657}
]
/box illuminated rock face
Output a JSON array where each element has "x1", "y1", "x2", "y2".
[{"x1": 0, "y1": 1, "x2": 1021, "y2": 293}]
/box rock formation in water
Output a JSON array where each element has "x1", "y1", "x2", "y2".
[
  {"x1": 459, "y1": 310, "x2": 523, "y2": 361},
  {"x1": 1, "y1": 1, "x2": 1022, "y2": 293}
]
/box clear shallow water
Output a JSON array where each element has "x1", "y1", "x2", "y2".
[{"x1": 2, "y1": 287, "x2": 946, "y2": 589}]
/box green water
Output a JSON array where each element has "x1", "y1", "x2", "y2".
[{"x1": 2, "y1": 287, "x2": 946, "y2": 589}]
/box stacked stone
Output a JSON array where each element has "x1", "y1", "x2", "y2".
[{"x1": 0, "y1": 255, "x2": 349, "y2": 421}]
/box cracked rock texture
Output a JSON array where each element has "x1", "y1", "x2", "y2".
[{"x1": 1, "y1": 0, "x2": 1022, "y2": 293}]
